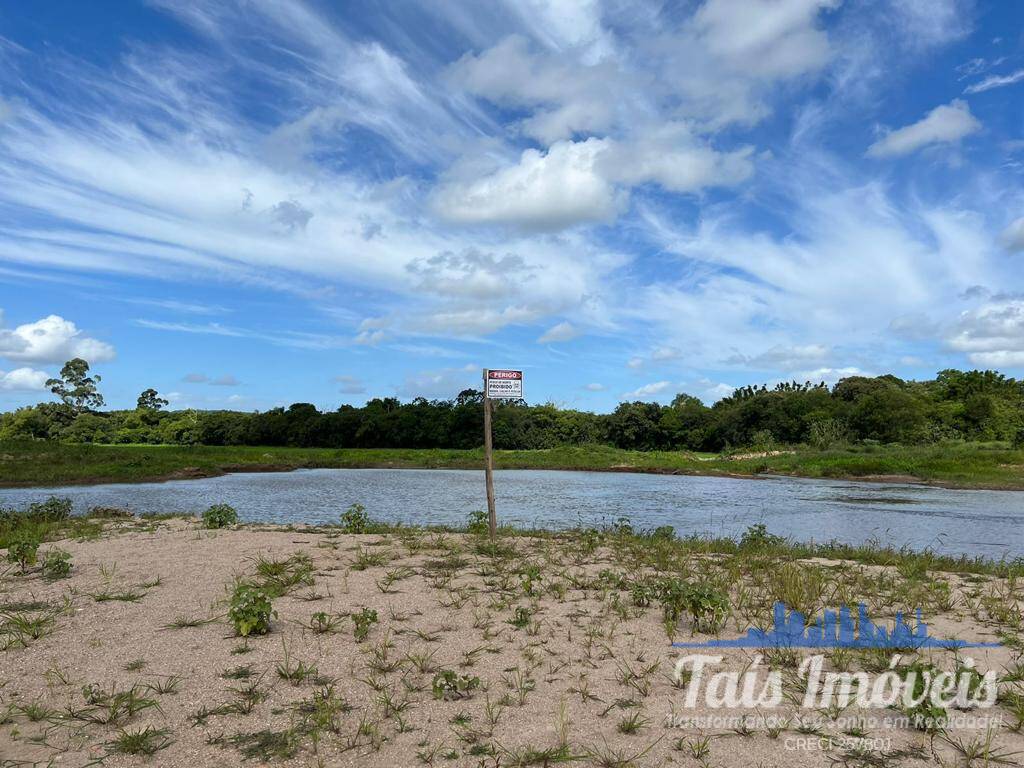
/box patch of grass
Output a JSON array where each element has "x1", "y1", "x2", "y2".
[{"x1": 109, "y1": 726, "x2": 172, "y2": 755}]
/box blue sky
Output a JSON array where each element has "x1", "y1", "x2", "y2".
[{"x1": 0, "y1": 0, "x2": 1022, "y2": 413}]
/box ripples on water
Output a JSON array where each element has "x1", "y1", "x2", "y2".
[{"x1": 2, "y1": 469, "x2": 1021, "y2": 559}]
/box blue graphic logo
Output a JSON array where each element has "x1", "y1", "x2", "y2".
[{"x1": 673, "y1": 602, "x2": 1001, "y2": 650}]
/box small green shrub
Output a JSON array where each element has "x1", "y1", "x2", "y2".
[
  {"x1": 739, "y1": 523, "x2": 784, "y2": 550},
  {"x1": 202, "y1": 504, "x2": 238, "y2": 529},
  {"x1": 6, "y1": 533, "x2": 40, "y2": 572},
  {"x1": 466, "y1": 510, "x2": 488, "y2": 535},
  {"x1": 27, "y1": 497, "x2": 72, "y2": 522},
  {"x1": 42, "y1": 548, "x2": 72, "y2": 579},
  {"x1": 431, "y1": 669, "x2": 480, "y2": 701},
  {"x1": 229, "y1": 585, "x2": 274, "y2": 637},
  {"x1": 340, "y1": 503, "x2": 370, "y2": 533},
  {"x1": 352, "y1": 607, "x2": 378, "y2": 642},
  {"x1": 507, "y1": 606, "x2": 532, "y2": 629},
  {"x1": 650, "y1": 525, "x2": 675, "y2": 541}
]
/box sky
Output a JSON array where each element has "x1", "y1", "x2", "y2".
[{"x1": 0, "y1": 0, "x2": 1023, "y2": 413}]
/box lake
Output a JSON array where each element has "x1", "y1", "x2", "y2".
[{"x1": 2, "y1": 469, "x2": 1022, "y2": 559}]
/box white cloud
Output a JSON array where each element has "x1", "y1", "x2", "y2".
[
  {"x1": 597, "y1": 124, "x2": 756, "y2": 194},
  {"x1": 726, "y1": 343, "x2": 830, "y2": 371},
  {"x1": 537, "y1": 321, "x2": 580, "y2": 344},
  {"x1": 434, "y1": 133, "x2": 754, "y2": 231},
  {"x1": 0, "y1": 367, "x2": 49, "y2": 392},
  {"x1": 432, "y1": 139, "x2": 624, "y2": 231},
  {"x1": 866, "y1": 99, "x2": 980, "y2": 158},
  {"x1": 693, "y1": 0, "x2": 839, "y2": 79},
  {"x1": 621, "y1": 380, "x2": 672, "y2": 400},
  {"x1": 0, "y1": 313, "x2": 115, "y2": 364},
  {"x1": 582, "y1": 382, "x2": 605, "y2": 391},
  {"x1": 965, "y1": 68, "x2": 1024, "y2": 94},
  {"x1": 793, "y1": 366, "x2": 865, "y2": 384},
  {"x1": 947, "y1": 300, "x2": 1024, "y2": 367},
  {"x1": 211, "y1": 374, "x2": 240, "y2": 386}
]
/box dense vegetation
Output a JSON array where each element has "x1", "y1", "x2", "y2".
[
  {"x1": 3, "y1": 441, "x2": 1024, "y2": 489},
  {"x1": 4, "y1": 360, "x2": 1022, "y2": 452}
]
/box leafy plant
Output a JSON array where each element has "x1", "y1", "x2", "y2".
[
  {"x1": 739, "y1": 523, "x2": 784, "y2": 550},
  {"x1": 228, "y1": 584, "x2": 275, "y2": 637},
  {"x1": 466, "y1": 510, "x2": 489, "y2": 535},
  {"x1": 507, "y1": 606, "x2": 532, "y2": 629},
  {"x1": 27, "y1": 496, "x2": 73, "y2": 522},
  {"x1": 352, "y1": 607, "x2": 378, "y2": 642},
  {"x1": 42, "y1": 548, "x2": 72, "y2": 579},
  {"x1": 202, "y1": 504, "x2": 238, "y2": 529},
  {"x1": 6, "y1": 532, "x2": 40, "y2": 572},
  {"x1": 340, "y1": 503, "x2": 371, "y2": 533},
  {"x1": 432, "y1": 670, "x2": 481, "y2": 701}
]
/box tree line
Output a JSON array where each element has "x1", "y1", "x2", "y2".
[{"x1": 1, "y1": 358, "x2": 1022, "y2": 451}]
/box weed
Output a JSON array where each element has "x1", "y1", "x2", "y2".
[
  {"x1": 229, "y1": 584, "x2": 275, "y2": 637},
  {"x1": 202, "y1": 504, "x2": 238, "y2": 529},
  {"x1": 109, "y1": 726, "x2": 172, "y2": 755},
  {"x1": 432, "y1": 670, "x2": 481, "y2": 701},
  {"x1": 42, "y1": 547, "x2": 72, "y2": 579},
  {"x1": 352, "y1": 607, "x2": 378, "y2": 642}
]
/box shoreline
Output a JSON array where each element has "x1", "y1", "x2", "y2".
[
  {"x1": 2, "y1": 458, "x2": 1023, "y2": 493},
  {"x1": 1, "y1": 518, "x2": 1021, "y2": 767}
]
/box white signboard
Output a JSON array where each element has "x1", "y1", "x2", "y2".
[{"x1": 486, "y1": 369, "x2": 523, "y2": 399}]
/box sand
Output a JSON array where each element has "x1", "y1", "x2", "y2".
[{"x1": 1, "y1": 518, "x2": 1022, "y2": 767}]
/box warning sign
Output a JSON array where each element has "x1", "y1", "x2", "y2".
[{"x1": 485, "y1": 369, "x2": 523, "y2": 399}]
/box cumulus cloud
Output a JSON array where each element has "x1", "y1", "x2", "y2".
[
  {"x1": 583, "y1": 382, "x2": 605, "y2": 391},
  {"x1": 537, "y1": 321, "x2": 580, "y2": 344},
  {"x1": 434, "y1": 133, "x2": 754, "y2": 231},
  {"x1": 0, "y1": 313, "x2": 115, "y2": 364},
  {"x1": 946, "y1": 300, "x2": 1024, "y2": 367},
  {"x1": 692, "y1": 0, "x2": 839, "y2": 79},
  {"x1": 432, "y1": 139, "x2": 624, "y2": 231},
  {"x1": 621, "y1": 380, "x2": 672, "y2": 400},
  {"x1": 406, "y1": 249, "x2": 532, "y2": 300},
  {"x1": 0, "y1": 367, "x2": 50, "y2": 391},
  {"x1": 866, "y1": 99, "x2": 980, "y2": 158},
  {"x1": 597, "y1": 125, "x2": 756, "y2": 194}
]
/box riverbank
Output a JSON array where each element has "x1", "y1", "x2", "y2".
[
  {"x1": 2, "y1": 440, "x2": 1023, "y2": 490},
  {"x1": 1, "y1": 516, "x2": 1022, "y2": 767}
]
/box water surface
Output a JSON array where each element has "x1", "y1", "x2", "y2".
[{"x1": 2, "y1": 469, "x2": 1021, "y2": 559}]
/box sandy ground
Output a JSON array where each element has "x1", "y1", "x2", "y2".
[{"x1": 1, "y1": 518, "x2": 1022, "y2": 767}]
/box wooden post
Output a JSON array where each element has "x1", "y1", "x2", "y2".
[{"x1": 482, "y1": 368, "x2": 497, "y2": 539}]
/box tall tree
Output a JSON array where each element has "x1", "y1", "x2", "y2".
[
  {"x1": 46, "y1": 358, "x2": 104, "y2": 413},
  {"x1": 137, "y1": 388, "x2": 169, "y2": 411}
]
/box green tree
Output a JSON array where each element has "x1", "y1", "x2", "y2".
[
  {"x1": 45, "y1": 358, "x2": 104, "y2": 413},
  {"x1": 136, "y1": 388, "x2": 169, "y2": 411}
]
